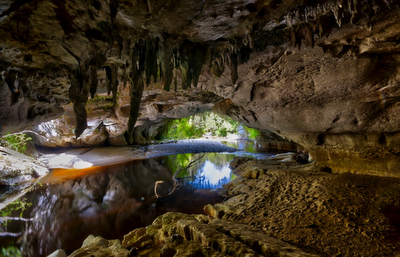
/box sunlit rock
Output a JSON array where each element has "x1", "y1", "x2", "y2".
[
  {"x1": 47, "y1": 249, "x2": 67, "y2": 257},
  {"x1": 130, "y1": 212, "x2": 317, "y2": 256},
  {"x1": 0, "y1": 147, "x2": 48, "y2": 186},
  {"x1": 68, "y1": 235, "x2": 129, "y2": 257}
]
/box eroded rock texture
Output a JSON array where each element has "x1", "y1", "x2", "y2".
[
  {"x1": 210, "y1": 156, "x2": 400, "y2": 256},
  {"x1": 1, "y1": 0, "x2": 400, "y2": 174},
  {"x1": 65, "y1": 212, "x2": 317, "y2": 257}
]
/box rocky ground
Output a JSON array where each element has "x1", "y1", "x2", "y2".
[{"x1": 47, "y1": 152, "x2": 400, "y2": 257}]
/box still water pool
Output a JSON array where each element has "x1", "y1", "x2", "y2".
[{"x1": 0, "y1": 151, "x2": 248, "y2": 256}]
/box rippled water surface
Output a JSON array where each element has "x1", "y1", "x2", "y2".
[{"x1": 0, "y1": 151, "x2": 247, "y2": 256}]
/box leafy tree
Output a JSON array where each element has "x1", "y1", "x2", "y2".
[
  {"x1": 0, "y1": 133, "x2": 32, "y2": 154},
  {"x1": 242, "y1": 126, "x2": 262, "y2": 140},
  {"x1": 159, "y1": 112, "x2": 240, "y2": 140}
]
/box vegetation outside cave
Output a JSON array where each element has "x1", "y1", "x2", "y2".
[{"x1": 157, "y1": 112, "x2": 263, "y2": 141}]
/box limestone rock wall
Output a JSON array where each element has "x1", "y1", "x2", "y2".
[
  {"x1": 205, "y1": 11, "x2": 400, "y2": 176},
  {"x1": 1, "y1": 0, "x2": 400, "y2": 174}
]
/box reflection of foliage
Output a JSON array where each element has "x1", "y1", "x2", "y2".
[
  {"x1": 165, "y1": 153, "x2": 195, "y2": 176},
  {"x1": 0, "y1": 133, "x2": 32, "y2": 154},
  {"x1": 0, "y1": 198, "x2": 32, "y2": 226},
  {"x1": 163, "y1": 153, "x2": 236, "y2": 188},
  {"x1": 1, "y1": 245, "x2": 22, "y2": 257},
  {"x1": 159, "y1": 112, "x2": 240, "y2": 140},
  {"x1": 243, "y1": 126, "x2": 262, "y2": 140}
]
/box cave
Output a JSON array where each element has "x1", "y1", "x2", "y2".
[{"x1": 1, "y1": 0, "x2": 400, "y2": 256}]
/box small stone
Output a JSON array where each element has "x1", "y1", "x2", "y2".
[
  {"x1": 82, "y1": 235, "x2": 109, "y2": 247},
  {"x1": 47, "y1": 249, "x2": 67, "y2": 257},
  {"x1": 204, "y1": 204, "x2": 217, "y2": 217},
  {"x1": 242, "y1": 165, "x2": 264, "y2": 179}
]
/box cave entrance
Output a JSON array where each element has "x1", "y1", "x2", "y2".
[
  {"x1": 156, "y1": 112, "x2": 257, "y2": 141},
  {"x1": 155, "y1": 112, "x2": 288, "y2": 153}
]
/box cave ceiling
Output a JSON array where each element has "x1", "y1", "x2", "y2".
[{"x1": 1, "y1": 0, "x2": 400, "y2": 174}]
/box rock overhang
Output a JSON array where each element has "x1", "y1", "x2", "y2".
[{"x1": 1, "y1": 0, "x2": 400, "y2": 175}]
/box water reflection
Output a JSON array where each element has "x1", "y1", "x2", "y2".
[
  {"x1": 163, "y1": 152, "x2": 236, "y2": 190},
  {"x1": 221, "y1": 140, "x2": 269, "y2": 153},
  {"x1": 1, "y1": 152, "x2": 235, "y2": 257}
]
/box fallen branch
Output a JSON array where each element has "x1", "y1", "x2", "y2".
[
  {"x1": 153, "y1": 153, "x2": 205, "y2": 198},
  {"x1": 0, "y1": 232, "x2": 21, "y2": 237},
  {"x1": 154, "y1": 181, "x2": 164, "y2": 198},
  {"x1": 169, "y1": 153, "x2": 205, "y2": 195},
  {"x1": 0, "y1": 217, "x2": 33, "y2": 223}
]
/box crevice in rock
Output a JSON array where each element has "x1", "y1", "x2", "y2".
[
  {"x1": 0, "y1": 0, "x2": 36, "y2": 19},
  {"x1": 379, "y1": 134, "x2": 387, "y2": 145},
  {"x1": 316, "y1": 134, "x2": 325, "y2": 146},
  {"x1": 1, "y1": 70, "x2": 20, "y2": 105},
  {"x1": 53, "y1": 0, "x2": 75, "y2": 35}
]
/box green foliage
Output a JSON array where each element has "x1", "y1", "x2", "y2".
[
  {"x1": 164, "y1": 152, "x2": 236, "y2": 181},
  {"x1": 243, "y1": 126, "x2": 262, "y2": 140},
  {"x1": 159, "y1": 112, "x2": 240, "y2": 140},
  {"x1": 160, "y1": 117, "x2": 204, "y2": 140},
  {"x1": 0, "y1": 198, "x2": 32, "y2": 226},
  {"x1": 165, "y1": 153, "x2": 194, "y2": 176},
  {"x1": 1, "y1": 245, "x2": 22, "y2": 257},
  {"x1": 0, "y1": 198, "x2": 32, "y2": 218},
  {"x1": 0, "y1": 133, "x2": 32, "y2": 154}
]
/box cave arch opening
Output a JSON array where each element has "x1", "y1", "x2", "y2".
[{"x1": 155, "y1": 112, "x2": 255, "y2": 141}]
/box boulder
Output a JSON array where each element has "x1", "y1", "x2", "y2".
[{"x1": 0, "y1": 147, "x2": 48, "y2": 186}]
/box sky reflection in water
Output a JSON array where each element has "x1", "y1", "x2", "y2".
[{"x1": 0, "y1": 151, "x2": 238, "y2": 257}]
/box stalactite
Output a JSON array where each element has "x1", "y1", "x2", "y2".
[
  {"x1": 68, "y1": 68, "x2": 90, "y2": 138},
  {"x1": 145, "y1": 38, "x2": 159, "y2": 86},
  {"x1": 125, "y1": 42, "x2": 145, "y2": 145},
  {"x1": 125, "y1": 77, "x2": 144, "y2": 144},
  {"x1": 284, "y1": 0, "x2": 396, "y2": 30},
  {"x1": 1, "y1": 70, "x2": 20, "y2": 105},
  {"x1": 188, "y1": 43, "x2": 208, "y2": 88},
  {"x1": 160, "y1": 43, "x2": 174, "y2": 91},
  {"x1": 111, "y1": 64, "x2": 118, "y2": 104},
  {"x1": 89, "y1": 64, "x2": 98, "y2": 99},
  {"x1": 180, "y1": 60, "x2": 190, "y2": 89},
  {"x1": 109, "y1": 0, "x2": 119, "y2": 25},
  {"x1": 237, "y1": 46, "x2": 252, "y2": 65},
  {"x1": 209, "y1": 53, "x2": 225, "y2": 78},
  {"x1": 104, "y1": 66, "x2": 112, "y2": 95},
  {"x1": 176, "y1": 41, "x2": 209, "y2": 89},
  {"x1": 122, "y1": 63, "x2": 127, "y2": 88},
  {"x1": 227, "y1": 51, "x2": 238, "y2": 84}
]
